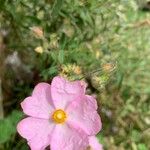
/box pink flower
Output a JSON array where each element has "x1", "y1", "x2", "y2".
[
  {"x1": 88, "y1": 136, "x2": 103, "y2": 150},
  {"x1": 17, "y1": 76, "x2": 102, "y2": 150}
]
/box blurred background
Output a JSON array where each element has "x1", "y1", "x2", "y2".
[{"x1": 0, "y1": 0, "x2": 150, "y2": 150}]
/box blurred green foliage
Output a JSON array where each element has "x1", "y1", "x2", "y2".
[
  {"x1": 0, "y1": 111, "x2": 23, "y2": 149},
  {"x1": 0, "y1": 0, "x2": 150, "y2": 150}
]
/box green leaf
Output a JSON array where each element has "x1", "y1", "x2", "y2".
[
  {"x1": 131, "y1": 130, "x2": 141, "y2": 142},
  {"x1": 41, "y1": 66, "x2": 58, "y2": 80},
  {"x1": 96, "y1": 133, "x2": 104, "y2": 144},
  {"x1": 58, "y1": 50, "x2": 64, "y2": 64},
  {"x1": 0, "y1": 119, "x2": 13, "y2": 144},
  {"x1": 137, "y1": 143, "x2": 148, "y2": 150},
  {"x1": 51, "y1": 0, "x2": 64, "y2": 21},
  {"x1": 0, "y1": 111, "x2": 23, "y2": 144}
]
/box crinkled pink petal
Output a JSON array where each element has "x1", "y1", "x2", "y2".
[
  {"x1": 21, "y1": 83, "x2": 54, "y2": 119},
  {"x1": 85, "y1": 95, "x2": 98, "y2": 110},
  {"x1": 89, "y1": 136, "x2": 103, "y2": 150},
  {"x1": 50, "y1": 123, "x2": 88, "y2": 150},
  {"x1": 17, "y1": 117, "x2": 55, "y2": 150},
  {"x1": 66, "y1": 95, "x2": 102, "y2": 135},
  {"x1": 80, "y1": 80, "x2": 88, "y2": 93},
  {"x1": 51, "y1": 76, "x2": 85, "y2": 109}
]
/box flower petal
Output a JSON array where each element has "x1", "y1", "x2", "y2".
[
  {"x1": 51, "y1": 76, "x2": 85, "y2": 109},
  {"x1": 17, "y1": 117, "x2": 55, "y2": 150},
  {"x1": 50, "y1": 123, "x2": 89, "y2": 150},
  {"x1": 88, "y1": 136, "x2": 103, "y2": 150},
  {"x1": 85, "y1": 95, "x2": 98, "y2": 110},
  {"x1": 21, "y1": 83, "x2": 54, "y2": 119},
  {"x1": 66, "y1": 95, "x2": 102, "y2": 135}
]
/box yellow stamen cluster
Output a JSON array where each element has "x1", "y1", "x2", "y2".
[{"x1": 52, "y1": 109, "x2": 67, "y2": 124}]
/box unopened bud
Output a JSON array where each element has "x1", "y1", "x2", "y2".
[
  {"x1": 30, "y1": 26, "x2": 44, "y2": 38},
  {"x1": 74, "y1": 66, "x2": 82, "y2": 75},
  {"x1": 34, "y1": 46, "x2": 43, "y2": 54},
  {"x1": 102, "y1": 63, "x2": 115, "y2": 72}
]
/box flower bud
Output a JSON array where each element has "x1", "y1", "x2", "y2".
[
  {"x1": 30, "y1": 26, "x2": 44, "y2": 38},
  {"x1": 34, "y1": 46, "x2": 43, "y2": 54}
]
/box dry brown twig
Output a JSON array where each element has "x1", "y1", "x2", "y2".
[
  {"x1": 133, "y1": 19, "x2": 150, "y2": 28},
  {"x1": 127, "y1": 19, "x2": 150, "y2": 29}
]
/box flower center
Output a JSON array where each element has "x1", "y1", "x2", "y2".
[
  {"x1": 86, "y1": 146, "x2": 92, "y2": 150},
  {"x1": 52, "y1": 109, "x2": 67, "y2": 124}
]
